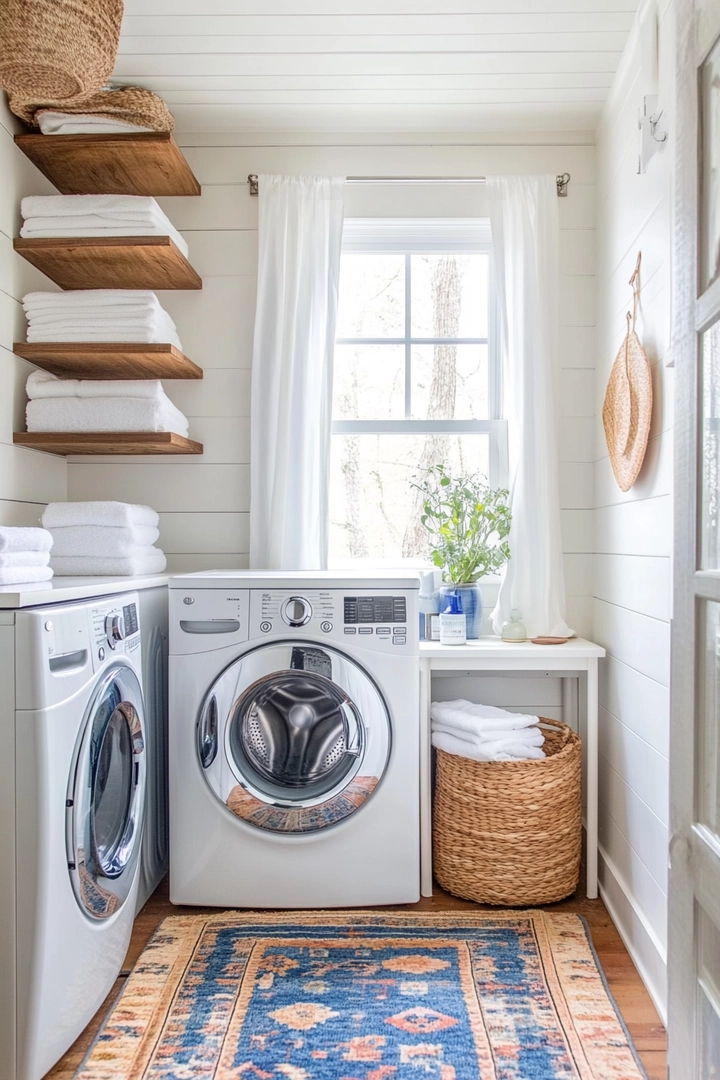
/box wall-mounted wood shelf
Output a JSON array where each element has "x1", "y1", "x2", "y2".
[
  {"x1": 14, "y1": 236, "x2": 202, "y2": 290},
  {"x1": 14, "y1": 431, "x2": 203, "y2": 456},
  {"x1": 14, "y1": 132, "x2": 201, "y2": 197},
  {"x1": 14, "y1": 342, "x2": 203, "y2": 380}
]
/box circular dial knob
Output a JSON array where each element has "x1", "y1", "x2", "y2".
[
  {"x1": 281, "y1": 596, "x2": 312, "y2": 627},
  {"x1": 105, "y1": 613, "x2": 126, "y2": 649}
]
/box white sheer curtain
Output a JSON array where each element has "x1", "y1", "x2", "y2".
[
  {"x1": 488, "y1": 175, "x2": 573, "y2": 638},
  {"x1": 249, "y1": 175, "x2": 345, "y2": 570}
]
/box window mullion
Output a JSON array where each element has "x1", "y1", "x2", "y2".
[{"x1": 405, "y1": 252, "x2": 412, "y2": 420}]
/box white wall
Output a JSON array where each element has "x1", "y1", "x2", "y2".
[
  {"x1": 593, "y1": 0, "x2": 675, "y2": 1021},
  {"x1": 0, "y1": 98, "x2": 66, "y2": 525},
  {"x1": 66, "y1": 132, "x2": 596, "y2": 637}
]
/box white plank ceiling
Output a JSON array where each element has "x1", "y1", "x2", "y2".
[{"x1": 115, "y1": 1, "x2": 639, "y2": 134}]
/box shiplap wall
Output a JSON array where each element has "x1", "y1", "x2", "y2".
[
  {"x1": 117, "y1": 1, "x2": 637, "y2": 134},
  {"x1": 66, "y1": 133, "x2": 596, "y2": 639},
  {"x1": 0, "y1": 98, "x2": 66, "y2": 526},
  {"x1": 593, "y1": 0, "x2": 674, "y2": 1020}
]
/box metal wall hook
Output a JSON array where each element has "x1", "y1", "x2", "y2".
[
  {"x1": 638, "y1": 94, "x2": 669, "y2": 173},
  {"x1": 649, "y1": 108, "x2": 668, "y2": 143},
  {"x1": 556, "y1": 172, "x2": 571, "y2": 197}
]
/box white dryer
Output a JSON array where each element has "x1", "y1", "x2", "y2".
[
  {"x1": 168, "y1": 571, "x2": 420, "y2": 908},
  {"x1": 0, "y1": 592, "x2": 147, "y2": 1080}
]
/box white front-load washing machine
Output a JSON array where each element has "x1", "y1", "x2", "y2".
[
  {"x1": 168, "y1": 571, "x2": 420, "y2": 907},
  {"x1": 0, "y1": 591, "x2": 147, "y2": 1080}
]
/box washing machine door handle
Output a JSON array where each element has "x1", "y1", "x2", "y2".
[
  {"x1": 340, "y1": 702, "x2": 362, "y2": 757},
  {"x1": 198, "y1": 694, "x2": 219, "y2": 769}
]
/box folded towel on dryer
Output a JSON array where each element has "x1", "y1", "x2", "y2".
[
  {"x1": 0, "y1": 526, "x2": 53, "y2": 553},
  {"x1": 48, "y1": 525, "x2": 160, "y2": 557},
  {"x1": 42, "y1": 502, "x2": 159, "y2": 529},
  {"x1": 0, "y1": 550, "x2": 51, "y2": 568},
  {"x1": 51, "y1": 551, "x2": 166, "y2": 577},
  {"x1": 0, "y1": 565, "x2": 53, "y2": 585}
]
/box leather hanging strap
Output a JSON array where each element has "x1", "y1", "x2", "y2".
[{"x1": 619, "y1": 252, "x2": 643, "y2": 453}]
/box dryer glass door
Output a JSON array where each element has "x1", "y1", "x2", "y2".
[
  {"x1": 68, "y1": 662, "x2": 146, "y2": 919},
  {"x1": 198, "y1": 642, "x2": 391, "y2": 834}
]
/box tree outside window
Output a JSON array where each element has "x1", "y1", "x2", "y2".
[{"x1": 330, "y1": 219, "x2": 507, "y2": 566}]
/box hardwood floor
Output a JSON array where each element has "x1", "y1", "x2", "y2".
[{"x1": 45, "y1": 877, "x2": 667, "y2": 1079}]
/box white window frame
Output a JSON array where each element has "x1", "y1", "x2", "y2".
[{"x1": 333, "y1": 218, "x2": 508, "y2": 489}]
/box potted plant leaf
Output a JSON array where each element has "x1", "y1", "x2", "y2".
[{"x1": 413, "y1": 464, "x2": 512, "y2": 638}]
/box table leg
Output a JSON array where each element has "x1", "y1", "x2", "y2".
[
  {"x1": 562, "y1": 676, "x2": 577, "y2": 731},
  {"x1": 586, "y1": 658, "x2": 599, "y2": 899},
  {"x1": 419, "y1": 658, "x2": 433, "y2": 897}
]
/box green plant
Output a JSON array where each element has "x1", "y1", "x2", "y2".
[{"x1": 414, "y1": 464, "x2": 512, "y2": 583}]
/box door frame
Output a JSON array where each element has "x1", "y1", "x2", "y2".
[{"x1": 669, "y1": 0, "x2": 720, "y2": 1073}]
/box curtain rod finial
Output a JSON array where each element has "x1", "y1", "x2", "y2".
[
  {"x1": 248, "y1": 174, "x2": 259, "y2": 196},
  {"x1": 556, "y1": 172, "x2": 571, "y2": 197}
]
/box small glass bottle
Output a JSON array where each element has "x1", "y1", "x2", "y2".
[{"x1": 501, "y1": 608, "x2": 528, "y2": 642}]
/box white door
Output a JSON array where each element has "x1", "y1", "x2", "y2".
[{"x1": 669, "y1": 0, "x2": 720, "y2": 1074}]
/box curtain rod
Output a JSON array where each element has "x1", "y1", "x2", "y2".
[{"x1": 247, "y1": 172, "x2": 571, "y2": 198}]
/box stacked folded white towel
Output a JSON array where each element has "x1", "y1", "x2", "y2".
[
  {"x1": 431, "y1": 699, "x2": 546, "y2": 762},
  {"x1": 0, "y1": 527, "x2": 54, "y2": 586},
  {"x1": 26, "y1": 370, "x2": 190, "y2": 437},
  {"x1": 22, "y1": 290, "x2": 183, "y2": 350},
  {"x1": 42, "y1": 502, "x2": 166, "y2": 577},
  {"x1": 20, "y1": 195, "x2": 189, "y2": 258}
]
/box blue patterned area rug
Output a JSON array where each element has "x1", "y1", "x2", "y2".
[{"x1": 73, "y1": 910, "x2": 648, "y2": 1080}]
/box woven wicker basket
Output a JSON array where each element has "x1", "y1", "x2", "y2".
[
  {"x1": 0, "y1": 0, "x2": 123, "y2": 105},
  {"x1": 433, "y1": 717, "x2": 582, "y2": 906}
]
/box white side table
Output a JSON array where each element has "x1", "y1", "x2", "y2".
[{"x1": 419, "y1": 636, "x2": 606, "y2": 899}]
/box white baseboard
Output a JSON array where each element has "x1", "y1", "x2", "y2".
[{"x1": 598, "y1": 843, "x2": 668, "y2": 1026}]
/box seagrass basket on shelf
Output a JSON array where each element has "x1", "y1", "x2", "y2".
[
  {"x1": 0, "y1": 0, "x2": 124, "y2": 121},
  {"x1": 433, "y1": 717, "x2": 582, "y2": 906}
]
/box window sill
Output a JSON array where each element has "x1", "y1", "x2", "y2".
[{"x1": 328, "y1": 558, "x2": 503, "y2": 587}]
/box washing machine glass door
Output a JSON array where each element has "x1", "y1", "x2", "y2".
[
  {"x1": 68, "y1": 661, "x2": 146, "y2": 919},
  {"x1": 198, "y1": 642, "x2": 391, "y2": 834}
]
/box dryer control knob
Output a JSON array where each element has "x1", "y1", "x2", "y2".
[
  {"x1": 282, "y1": 596, "x2": 312, "y2": 627},
  {"x1": 105, "y1": 613, "x2": 126, "y2": 648}
]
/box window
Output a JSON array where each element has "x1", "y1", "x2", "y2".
[{"x1": 330, "y1": 219, "x2": 507, "y2": 565}]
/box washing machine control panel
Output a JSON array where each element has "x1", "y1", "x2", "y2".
[
  {"x1": 89, "y1": 597, "x2": 141, "y2": 666},
  {"x1": 249, "y1": 590, "x2": 415, "y2": 650},
  {"x1": 258, "y1": 590, "x2": 335, "y2": 630}
]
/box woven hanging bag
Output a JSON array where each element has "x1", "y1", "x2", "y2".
[
  {"x1": 602, "y1": 252, "x2": 653, "y2": 492},
  {"x1": 0, "y1": 0, "x2": 123, "y2": 113},
  {"x1": 433, "y1": 718, "x2": 582, "y2": 906}
]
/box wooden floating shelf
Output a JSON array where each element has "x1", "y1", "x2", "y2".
[
  {"x1": 14, "y1": 236, "x2": 202, "y2": 291},
  {"x1": 13, "y1": 431, "x2": 203, "y2": 456},
  {"x1": 14, "y1": 132, "x2": 201, "y2": 197},
  {"x1": 14, "y1": 342, "x2": 203, "y2": 380}
]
